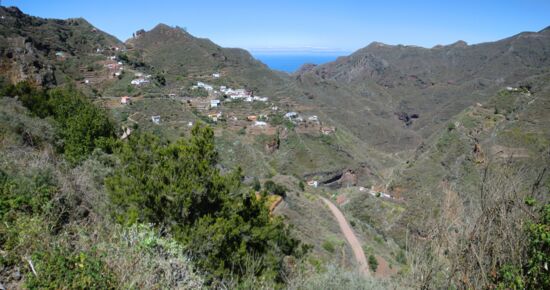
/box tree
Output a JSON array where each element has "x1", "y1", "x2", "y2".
[
  {"x1": 106, "y1": 123, "x2": 304, "y2": 283},
  {"x1": 368, "y1": 254, "x2": 378, "y2": 272}
]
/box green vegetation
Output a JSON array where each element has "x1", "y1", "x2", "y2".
[
  {"x1": 26, "y1": 247, "x2": 116, "y2": 290},
  {"x1": 493, "y1": 202, "x2": 550, "y2": 289},
  {"x1": 368, "y1": 254, "x2": 378, "y2": 272},
  {"x1": 106, "y1": 124, "x2": 304, "y2": 283},
  {"x1": 322, "y1": 240, "x2": 336, "y2": 253},
  {"x1": 1, "y1": 82, "x2": 116, "y2": 164}
]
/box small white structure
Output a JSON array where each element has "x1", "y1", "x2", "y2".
[
  {"x1": 151, "y1": 115, "x2": 161, "y2": 124},
  {"x1": 208, "y1": 112, "x2": 222, "y2": 122},
  {"x1": 253, "y1": 96, "x2": 268, "y2": 102},
  {"x1": 308, "y1": 115, "x2": 319, "y2": 122},
  {"x1": 131, "y1": 78, "x2": 150, "y2": 86},
  {"x1": 220, "y1": 85, "x2": 227, "y2": 91},
  {"x1": 188, "y1": 121, "x2": 194, "y2": 127},
  {"x1": 254, "y1": 121, "x2": 267, "y2": 127},
  {"x1": 244, "y1": 96, "x2": 253, "y2": 102},
  {"x1": 285, "y1": 112, "x2": 298, "y2": 119},
  {"x1": 307, "y1": 180, "x2": 319, "y2": 188},
  {"x1": 197, "y1": 82, "x2": 213, "y2": 91},
  {"x1": 84, "y1": 79, "x2": 90, "y2": 84},
  {"x1": 210, "y1": 99, "x2": 221, "y2": 108},
  {"x1": 134, "y1": 72, "x2": 144, "y2": 77},
  {"x1": 271, "y1": 106, "x2": 278, "y2": 111},
  {"x1": 212, "y1": 73, "x2": 220, "y2": 78},
  {"x1": 121, "y1": 127, "x2": 132, "y2": 140}
]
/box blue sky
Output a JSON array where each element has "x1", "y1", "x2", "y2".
[{"x1": 4, "y1": 0, "x2": 550, "y2": 54}]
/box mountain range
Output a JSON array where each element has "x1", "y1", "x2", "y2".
[{"x1": 1, "y1": 5, "x2": 549, "y2": 289}]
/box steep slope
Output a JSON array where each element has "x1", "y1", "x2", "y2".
[
  {"x1": 0, "y1": 6, "x2": 123, "y2": 86},
  {"x1": 125, "y1": 24, "x2": 293, "y2": 96},
  {"x1": 295, "y1": 27, "x2": 550, "y2": 153},
  {"x1": 373, "y1": 73, "x2": 550, "y2": 243}
]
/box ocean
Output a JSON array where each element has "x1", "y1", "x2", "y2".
[{"x1": 252, "y1": 54, "x2": 345, "y2": 73}]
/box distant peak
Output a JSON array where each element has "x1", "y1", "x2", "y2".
[
  {"x1": 540, "y1": 25, "x2": 550, "y2": 34},
  {"x1": 150, "y1": 23, "x2": 190, "y2": 35},
  {"x1": 367, "y1": 41, "x2": 389, "y2": 48},
  {"x1": 449, "y1": 40, "x2": 468, "y2": 47}
]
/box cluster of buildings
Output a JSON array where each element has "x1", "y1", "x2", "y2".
[
  {"x1": 191, "y1": 81, "x2": 270, "y2": 103},
  {"x1": 131, "y1": 72, "x2": 151, "y2": 86},
  {"x1": 284, "y1": 112, "x2": 320, "y2": 125}
]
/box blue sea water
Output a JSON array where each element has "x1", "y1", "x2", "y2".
[{"x1": 252, "y1": 54, "x2": 345, "y2": 73}]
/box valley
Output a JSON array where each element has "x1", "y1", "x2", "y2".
[{"x1": 1, "y1": 4, "x2": 549, "y2": 289}]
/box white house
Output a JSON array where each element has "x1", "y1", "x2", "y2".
[
  {"x1": 131, "y1": 78, "x2": 149, "y2": 86},
  {"x1": 307, "y1": 180, "x2": 319, "y2": 188},
  {"x1": 197, "y1": 82, "x2": 213, "y2": 91},
  {"x1": 253, "y1": 96, "x2": 268, "y2": 102},
  {"x1": 308, "y1": 115, "x2": 319, "y2": 122},
  {"x1": 285, "y1": 112, "x2": 298, "y2": 119},
  {"x1": 212, "y1": 73, "x2": 220, "y2": 78},
  {"x1": 254, "y1": 121, "x2": 267, "y2": 127},
  {"x1": 210, "y1": 99, "x2": 221, "y2": 108},
  {"x1": 151, "y1": 115, "x2": 161, "y2": 124}
]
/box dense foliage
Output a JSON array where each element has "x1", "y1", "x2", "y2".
[
  {"x1": 494, "y1": 201, "x2": 550, "y2": 289},
  {"x1": 106, "y1": 124, "x2": 304, "y2": 283},
  {"x1": 1, "y1": 82, "x2": 116, "y2": 164}
]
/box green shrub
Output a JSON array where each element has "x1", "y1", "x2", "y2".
[
  {"x1": 396, "y1": 249, "x2": 407, "y2": 265},
  {"x1": 2, "y1": 83, "x2": 116, "y2": 164},
  {"x1": 368, "y1": 254, "x2": 378, "y2": 272},
  {"x1": 264, "y1": 180, "x2": 287, "y2": 197},
  {"x1": 26, "y1": 247, "x2": 116, "y2": 290},
  {"x1": 322, "y1": 240, "x2": 335, "y2": 253},
  {"x1": 106, "y1": 124, "x2": 304, "y2": 283}
]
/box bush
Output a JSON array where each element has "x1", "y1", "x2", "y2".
[
  {"x1": 26, "y1": 247, "x2": 117, "y2": 290},
  {"x1": 322, "y1": 240, "x2": 335, "y2": 253},
  {"x1": 396, "y1": 249, "x2": 407, "y2": 265},
  {"x1": 106, "y1": 124, "x2": 304, "y2": 283},
  {"x1": 264, "y1": 180, "x2": 287, "y2": 198},
  {"x1": 2, "y1": 83, "x2": 116, "y2": 164},
  {"x1": 368, "y1": 254, "x2": 378, "y2": 272}
]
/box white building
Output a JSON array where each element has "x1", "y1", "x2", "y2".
[
  {"x1": 151, "y1": 116, "x2": 161, "y2": 124},
  {"x1": 253, "y1": 96, "x2": 268, "y2": 102},
  {"x1": 254, "y1": 121, "x2": 267, "y2": 127},
  {"x1": 197, "y1": 82, "x2": 213, "y2": 91},
  {"x1": 285, "y1": 112, "x2": 298, "y2": 119},
  {"x1": 210, "y1": 99, "x2": 221, "y2": 108},
  {"x1": 212, "y1": 73, "x2": 220, "y2": 78},
  {"x1": 308, "y1": 115, "x2": 319, "y2": 122},
  {"x1": 131, "y1": 78, "x2": 149, "y2": 86},
  {"x1": 307, "y1": 180, "x2": 319, "y2": 188}
]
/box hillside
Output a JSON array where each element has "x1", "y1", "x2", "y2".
[
  {"x1": 295, "y1": 27, "x2": 550, "y2": 152},
  {"x1": 1, "y1": 5, "x2": 549, "y2": 289},
  {"x1": 124, "y1": 24, "x2": 294, "y2": 96},
  {"x1": 0, "y1": 6, "x2": 122, "y2": 87}
]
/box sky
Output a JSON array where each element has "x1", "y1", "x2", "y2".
[{"x1": 4, "y1": 0, "x2": 550, "y2": 54}]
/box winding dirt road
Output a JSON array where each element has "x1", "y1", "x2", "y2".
[{"x1": 321, "y1": 197, "x2": 370, "y2": 276}]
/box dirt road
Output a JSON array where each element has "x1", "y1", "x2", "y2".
[{"x1": 321, "y1": 197, "x2": 370, "y2": 276}]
